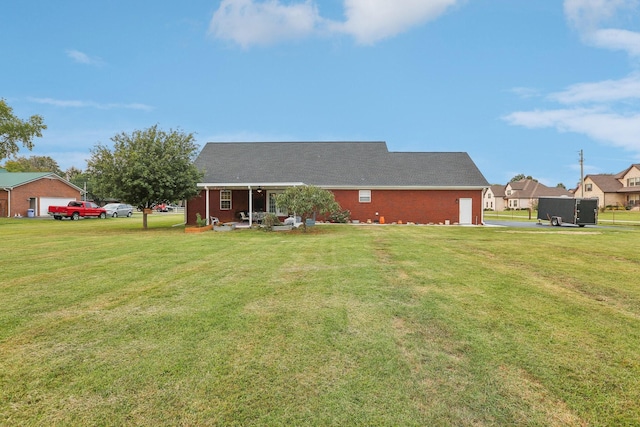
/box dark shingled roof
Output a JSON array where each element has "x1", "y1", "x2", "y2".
[
  {"x1": 586, "y1": 174, "x2": 622, "y2": 192},
  {"x1": 489, "y1": 185, "x2": 506, "y2": 197},
  {"x1": 195, "y1": 142, "x2": 489, "y2": 188},
  {"x1": 507, "y1": 179, "x2": 572, "y2": 198}
]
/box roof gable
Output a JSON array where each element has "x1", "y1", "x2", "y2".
[
  {"x1": 489, "y1": 185, "x2": 506, "y2": 197},
  {"x1": 195, "y1": 141, "x2": 489, "y2": 188},
  {"x1": 585, "y1": 174, "x2": 622, "y2": 192},
  {"x1": 506, "y1": 179, "x2": 571, "y2": 198},
  {"x1": 0, "y1": 172, "x2": 53, "y2": 188},
  {"x1": 615, "y1": 163, "x2": 640, "y2": 179},
  {"x1": 0, "y1": 172, "x2": 81, "y2": 191}
]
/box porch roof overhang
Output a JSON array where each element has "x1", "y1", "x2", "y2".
[
  {"x1": 324, "y1": 185, "x2": 489, "y2": 191},
  {"x1": 197, "y1": 183, "x2": 488, "y2": 191},
  {"x1": 617, "y1": 187, "x2": 640, "y2": 194},
  {"x1": 198, "y1": 182, "x2": 306, "y2": 189}
]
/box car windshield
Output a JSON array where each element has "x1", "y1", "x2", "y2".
[{"x1": 103, "y1": 204, "x2": 118, "y2": 209}]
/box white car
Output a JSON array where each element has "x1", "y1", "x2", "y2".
[{"x1": 103, "y1": 203, "x2": 134, "y2": 218}]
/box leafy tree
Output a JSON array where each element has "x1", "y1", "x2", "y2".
[
  {"x1": 66, "y1": 170, "x2": 106, "y2": 205},
  {"x1": 64, "y1": 166, "x2": 83, "y2": 182},
  {"x1": 510, "y1": 174, "x2": 537, "y2": 182},
  {"x1": 0, "y1": 99, "x2": 47, "y2": 161},
  {"x1": 3, "y1": 155, "x2": 62, "y2": 175},
  {"x1": 556, "y1": 183, "x2": 566, "y2": 189},
  {"x1": 86, "y1": 125, "x2": 203, "y2": 229},
  {"x1": 275, "y1": 185, "x2": 340, "y2": 232}
]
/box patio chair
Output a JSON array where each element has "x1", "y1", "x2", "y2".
[
  {"x1": 239, "y1": 212, "x2": 250, "y2": 222},
  {"x1": 210, "y1": 216, "x2": 220, "y2": 225}
]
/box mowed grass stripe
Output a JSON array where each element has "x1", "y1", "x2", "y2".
[
  {"x1": 1, "y1": 217, "x2": 639, "y2": 425},
  {"x1": 380, "y1": 226, "x2": 639, "y2": 425}
]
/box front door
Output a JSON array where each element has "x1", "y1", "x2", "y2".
[
  {"x1": 267, "y1": 191, "x2": 288, "y2": 216},
  {"x1": 459, "y1": 198, "x2": 472, "y2": 225}
]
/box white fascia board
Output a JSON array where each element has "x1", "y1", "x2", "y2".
[
  {"x1": 320, "y1": 185, "x2": 489, "y2": 191},
  {"x1": 198, "y1": 182, "x2": 306, "y2": 189}
]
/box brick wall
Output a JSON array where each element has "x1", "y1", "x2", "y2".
[
  {"x1": 187, "y1": 188, "x2": 485, "y2": 225},
  {"x1": 332, "y1": 189, "x2": 483, "y2": 224},
  {"x1": 1, "y1": 178, "x2": 80, "y2": 217}
]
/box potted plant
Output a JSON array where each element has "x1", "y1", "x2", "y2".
[{"x1": 185, "y1": 213, "x2": 211, "y2": 233}]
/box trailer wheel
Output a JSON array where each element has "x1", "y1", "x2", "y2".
[
  {"x1": 551, "y1": 217, "x2": 560, "y2": 226},
  {"x1": 579, "y1": 224, "x2": 585, "y2": 227}
]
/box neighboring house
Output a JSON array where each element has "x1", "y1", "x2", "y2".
[
  {"x1": 187, "y1": 141, "x2": 490, "y2": 226},
  {"x1": 484, "y1": 185, "x2": 506, "y2": 211},
  {"x1": 503, "y1": 179, "x2": 572, "y2": 210},
  {"x1": 580, "y1": 164, "x2": 640, "y2": 209},
  {"x1": 0, "y1": 169, "x2": 82, "y2": 217}
]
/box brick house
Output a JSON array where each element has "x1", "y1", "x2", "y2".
[
  {"x1": 0, "y1": 169, "x2": 82, "y2": 217},
  {"x1": 580, "y1": 164, "x2": 640, "y2": 209},
  {"x1": 186, "y1": 141, "x2": 489, "y2": 226}
]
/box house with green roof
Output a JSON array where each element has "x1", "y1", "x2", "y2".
[
  {"x1": 0, "y1": 169, "x2": 82, "y2": 217},
  {"x1": 187, "y1": 141, "x2": 489, "y2": 226}
]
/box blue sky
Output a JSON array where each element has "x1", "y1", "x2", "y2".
[{"x1": 2, "y1": 0, "x2": 640, "y2": 188}]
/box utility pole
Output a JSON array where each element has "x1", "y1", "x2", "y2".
[{"x1": 579, "y1": 149, "x2": 584, "y2": 198}]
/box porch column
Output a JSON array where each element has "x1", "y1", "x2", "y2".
[
  {"x1": 248, "y1": 186, "x2": 253, "y2": 226},
  {"x1": 205, "y1": 188, "x2": 210, "y2": 225}
]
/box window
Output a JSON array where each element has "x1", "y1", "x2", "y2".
[
  {"x1": 220, "y1": 190, "x2": 232, "y2": 210},
  {"x1": 628, "y1": 177, "x2": 640, "y2": 187},
  {"x1": 359, "y1": 190, "x2": 371, "y2": 203},
  {"x1": 585, "y1": 183, "x2": 592, "y2": 192}
]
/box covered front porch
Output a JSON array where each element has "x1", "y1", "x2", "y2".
[{"x1": 193, "y1": 182, "x2": 303, "y2": 227}]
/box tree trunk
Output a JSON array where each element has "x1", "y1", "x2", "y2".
[{"x1": 143, "y1": 212, "x2": 148, "y2": 229}]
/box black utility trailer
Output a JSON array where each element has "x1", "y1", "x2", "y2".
[{"x1": 537, "y1": 197, "x2": 598, "y2": 227}]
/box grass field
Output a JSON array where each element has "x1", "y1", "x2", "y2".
[
  {"x1": 1, "y1": 215, "x2": 639, "y2": 426},
  {"x1": 485, "y1": 208, "x2": 640, "y2": 225}
]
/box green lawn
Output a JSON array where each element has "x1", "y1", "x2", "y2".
[
  {"x1": 485, "y1": 208, "x2": 640, "y2": 225},
  {"x1": 1, "y1": 215, "x2": 639, "y2": 426}
]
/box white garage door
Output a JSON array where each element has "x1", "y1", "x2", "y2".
[{"x1": 39, "y1": 197, "x2": 77, "y2": 216}]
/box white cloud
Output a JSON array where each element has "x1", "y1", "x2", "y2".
[
  {"x1": 29, "y1": 97, "x2": 153, "y2": 111},
  {"x1": 66, "y1": 49, "x2": 105, "y2": 66},
  {"x1": 564, "y1": 0, "x2": 633, "y2": 30},
  {"x1": 208, "y1": 0, "x2": 463, "y2": 47},
  {"x1": 503, "y1": 108, "x2": 640, "y2": 152},
  {"x1": 564, "y1": 0, "x2": 640, "y2": 56},
  {"x1": 503, "y1": 2, "x2": 640, "y2": 154},
  {"x1": 335, "y1": 0, "x2": 460, "y2": 45},
  {"x1": 550, "y1": 72, "x2": 640, "y2": 103},
  {"x1": 208, "y1": 0, "x2": 322, "y2": 48},
  {"x1": 588, "y1": 28, "x2": 640, "y2": 56}
]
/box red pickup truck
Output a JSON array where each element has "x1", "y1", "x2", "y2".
[{"x1": 48, "y1": 201, "x2": 107, "y2": 220}]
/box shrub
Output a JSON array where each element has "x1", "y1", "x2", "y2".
[
  {"x1": 328, "y1": 209, "x2": 351, "y2": 223},
  {"x1": 195, "y1": 213, "x2": 207, "y2": 227},
  {"x1": 261, "y1": 213, "x2": 281, "y2": 230}
]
